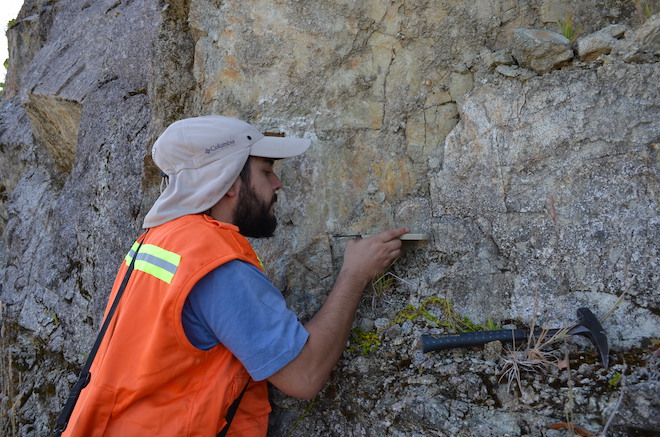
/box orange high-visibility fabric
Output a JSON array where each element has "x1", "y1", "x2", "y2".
[{"x1": 63, "y1": 215, "x2": 271, "y2": 436}]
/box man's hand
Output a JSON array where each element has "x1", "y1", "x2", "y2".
[
  {"x1": 268, "y1": 226, "x2": 410, "y2": 400},
  {"x1": 341, "y1": 227, "x2": 410, "y2": 288}
]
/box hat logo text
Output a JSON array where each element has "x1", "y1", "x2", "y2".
[{"x1": 205, "y1": 139, "x2": 235, "y2": 154}]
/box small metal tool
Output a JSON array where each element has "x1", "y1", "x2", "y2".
[{"x1": 333, "y1": 233, "x2": 430, "y2": 241}]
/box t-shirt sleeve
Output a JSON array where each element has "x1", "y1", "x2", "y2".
[{"x1": 182, "y1": 259, "x2": 309, "y2": 381}]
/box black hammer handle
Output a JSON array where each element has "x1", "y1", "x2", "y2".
[{"x1": 422, "y1": 329, "x2": 533, "y2": 352}]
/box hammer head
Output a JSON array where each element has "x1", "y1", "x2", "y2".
[{"x1": 568, "y1": 307, "x2": 610, "y2": 368}]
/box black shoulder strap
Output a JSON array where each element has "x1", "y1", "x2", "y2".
[
  {"x1": 217, "y1": 379, "x2": 251, "y2": 437},
  {"x1": 51, "y1": 231, "x2": 149, "y2": 437}
]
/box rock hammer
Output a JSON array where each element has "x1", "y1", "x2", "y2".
[{"x1": 421, "y1": 307, "x2": 609, "y2": 368}]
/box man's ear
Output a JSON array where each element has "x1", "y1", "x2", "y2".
[
  {"x1": 210, "y1": 177, "x2": 241, "y2": 224},
  {"x1": 225, "y1": 178, "x2": 241, "y2": 198}
]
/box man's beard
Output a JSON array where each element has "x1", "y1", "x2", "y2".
[{"x1": 233, "y1": 183, "x2": 278, "y2": 238}]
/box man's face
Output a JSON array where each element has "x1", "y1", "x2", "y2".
[{"x1": 233, "y1": 157, "x2": 282, "y2": 238}]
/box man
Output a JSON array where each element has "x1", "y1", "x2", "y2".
[{"x1": 62, "y1": 116, "x2": 408, "y2": 436}]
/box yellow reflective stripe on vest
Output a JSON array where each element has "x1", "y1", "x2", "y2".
[
  {"x1": 125, "y1": 242, "x2": 140, "y2": 263},
  {"x1": 125, "y1": 243, "x2": 181, "y2": 284}
]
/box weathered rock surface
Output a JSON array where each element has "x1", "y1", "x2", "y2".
[
  {"x1": 0, "y1": 0, "x2": 658, "y2": 436},
  {"x1": 576, "y1": 24, "x2": 628, "y2": 61},
  {"x1": 432, "y1": 61, "x2": 659, "y2": 335},
  {"x1": 512, "y1": 28, "x2": 574, "y2": 73}
]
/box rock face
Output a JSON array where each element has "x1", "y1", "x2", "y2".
[
  {"x1": 0, "y1": 1, "x2": 658, "y2": 436},
  {"x1": 433, "y1": 62, "x2": 659, "y2": 331}
]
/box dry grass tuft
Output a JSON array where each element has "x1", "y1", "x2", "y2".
[{"x1": 499, "y1": 327, "x2": 566, "y2": 394}]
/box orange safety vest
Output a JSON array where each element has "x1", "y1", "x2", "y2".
[{"x1": 63, "y1": 214, "x2": 271, "y2": 436}]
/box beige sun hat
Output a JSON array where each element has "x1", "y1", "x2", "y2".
[{"x1": 143, "y1": 115, "x2": 311, "y2": 228}]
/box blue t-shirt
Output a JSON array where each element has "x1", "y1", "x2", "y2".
[{"x1": 182, "y1": 260, "x2": 309, "y2": 381}]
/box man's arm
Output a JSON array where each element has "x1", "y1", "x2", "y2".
[{"x1": 267, "y1": 227, "x2": 409, "y2": 399}]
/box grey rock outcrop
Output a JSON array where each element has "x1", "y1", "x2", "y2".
[
  {"x1": 617, "y1": 12, "x2": 660, "y2": 62},
  {"x1": 432, "y1": 61, "x2": 658, "y2": 339},
  {"x1": 576, "y1": 24, "x2": 628, "y2": 61},
  {"x1": 512, "y1": 28, "x2": 573, "y2": 73}
]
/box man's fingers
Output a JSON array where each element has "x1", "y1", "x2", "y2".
[
  {"x1": 341, "y1": 228, "x2": 411, "y2": 284},
  {"x1": 372, "y1": 227, "x2": 410, "y2": 242},
  {"x1": 389, "y1": 246, "x2": 402, "y2": 257}
]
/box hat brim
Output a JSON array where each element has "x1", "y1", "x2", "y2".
[{"x1": 250, "y1": 136, "x2": 311, "y2": 158}]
